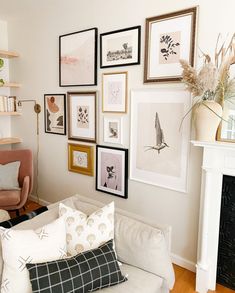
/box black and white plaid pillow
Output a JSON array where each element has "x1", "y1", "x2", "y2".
[{"x1": 26, "y1": 239, "x2": 127, "y2": 293}]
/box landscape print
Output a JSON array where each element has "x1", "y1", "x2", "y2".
[{"x1": 106, "y1": 37, "x2": 132, "y2": 62}]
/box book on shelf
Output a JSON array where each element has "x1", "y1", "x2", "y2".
[{"x1": 0, "y1": 95, "x2": 17, "y2": 112}]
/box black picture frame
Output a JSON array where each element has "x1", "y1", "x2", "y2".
[
  {"x1": 100, "y1": 26, "x2": 141, "y2": 68},
  {"x1": 96, "y1": 145, "x2": 128, "y2": 199},
  {"x1": 59, "y1": 27, "x2": 98, "y2": 86},
  {"x1": 44, "y1": 94, "x2": 66, "y2": 135}
]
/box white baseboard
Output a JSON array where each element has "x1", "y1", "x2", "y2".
[
  {"x1": 171, "y1": 253, "x2": 196, "y2": 272},
  {"x1": 29, "y1": 195, "x2": 51, "y2": 206}
]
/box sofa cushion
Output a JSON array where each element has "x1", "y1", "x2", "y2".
[
  {"x1": 0, "y1": 217, "x2": 67, "y2": 293},
  {"x1": 26, "y1": 240, "x2": 126, "y2": 293},
  {"x1": 101, "y1": 263, "x2": 163, "y2": 293},
  {"x1": 0, "y1": 189, "x2": 21, "y2": 206},
  {"x1": 59, "y1": 202, "x2": 114, "y2": 256}
]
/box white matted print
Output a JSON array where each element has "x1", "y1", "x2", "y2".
[
  {"x1": 68, "y1": 92, "x2": 96, "y2": 143},
  {"x1": 102, "y1": 72, "x2": 127, "y2": 113},
  {"x1": 96, "y1": 145, "x2": 128, "y2": 198},
  {"x1": 103, "y1": 117, "x2": 123, "y2": 145},
  {"x1": 144, "y1": 7, "x2": 197, "y2": 83},
  {"x1": 130, "y1": 89, "x2": 191, "y2": 192}
]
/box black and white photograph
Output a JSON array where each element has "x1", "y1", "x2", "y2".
[
  {"x1": 103, "y1": 117, "x2": 123, "y2": 145},
  {"x1": 100, "y1": 26, "x2": 141, "y2": 68}
]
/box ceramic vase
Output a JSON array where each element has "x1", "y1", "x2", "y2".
[{"x1": 194, "y1": 100, "x2": 222, "y2": 142}]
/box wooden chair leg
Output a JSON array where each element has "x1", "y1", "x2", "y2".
[
  {"x1": 16, "y1": 209, "x2": 20, "y2": 217},
  {"x1": 23, "y1": 206, "x2": 26, "y2": 211}
]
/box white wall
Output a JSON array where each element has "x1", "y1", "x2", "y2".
[{"x1": 4, "y1": 0, "x2": 235, "y2": 268}]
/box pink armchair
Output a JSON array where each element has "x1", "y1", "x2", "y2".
[{"x1": 0, "y1": 149, "x2": 33, "y2": 216}]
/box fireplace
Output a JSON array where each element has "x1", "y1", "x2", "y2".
[{"x1": 192, "y1": 141, "x2": 235, "y2": 293}]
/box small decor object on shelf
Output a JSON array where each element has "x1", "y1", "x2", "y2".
[
  {"x1": 180, "y1": 33, "x2": 235, "y2": 142},
  {"x1": 103, "y1": 116, "x2": 123, "y2": 145},
  {"x1": 44, "y1": 94, "x2": 66, "y2": 135},
  {"x1": 68, "y1": 91, "x2": 97, "y2": 143},
  {"x1": 59, "y1": 28, "x2": 98, "y2": 86},
  {"x1": 0, "y1": 58, "x2": 4, "y2": 86},
  {"x1": 68, "y1": 143, "x2": 94, "y2": 176},
  {"x1": 144, "y1": 7, "x2": 197, "y2": 83},
  {"x1": 102, "y1": 72, "x2": 127, "y2": 113},
  {"x1": 96, "y1": 145, "x2": 128, "y2": 198},
  {"x1": 100, "y1": 26, "x2": 141, "y2": 68},
  {"x1": 130, "y1": 89, "x2": 191, "y2": 193}
]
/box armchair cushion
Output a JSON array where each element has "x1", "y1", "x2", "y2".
[
  {"x1": 0, "y1": 161, "x2": 21, "y2": 190},
  {"x1": 0, "y1": 190, "x2": 21, "y2": 206}
]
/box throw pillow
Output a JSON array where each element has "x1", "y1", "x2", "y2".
[
  {"x1": 27, "y1": 239, "x2": 127, "y2": 293},
  {"x1": 59, "y1": 202, "x2": 114, "y2": 256},
  {"x1": 0, "y1": 206, "x2": 48, "y2": 228},
  {"x1": 0, "y1": 217, "x2": 67, "y2": 293},
  {"x1": 0, "y1": 161, "x2": 21, "y2": 190}
]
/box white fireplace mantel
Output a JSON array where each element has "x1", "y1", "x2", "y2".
[{"x1": 192, "y1": 140, "x2": 235, "y2": 293}]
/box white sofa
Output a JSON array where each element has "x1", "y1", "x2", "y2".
[{"x1": 0, "y1": 194, "x2": 175, "y2": 293}]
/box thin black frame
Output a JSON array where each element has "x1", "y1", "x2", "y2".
[
  {"x1": 44, "y1": 94, "x2": 66, "y2": 135},
  {"x1": 96, "y1": 145, "x2": 128, "y2": 199},
  {"x1": 59, "y1": 27, "x2": 98, "y2": 86},
  {"x1": 100, "y1": 26, "x2": 141, "y2": 68}
]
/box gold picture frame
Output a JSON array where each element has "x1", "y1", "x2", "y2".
[
  {"x1": 102, "y1": 72, "x2": 128, "y2": 113},
  {"x1": 68, "y1": 143, "x2": 94, "y2": 176}
]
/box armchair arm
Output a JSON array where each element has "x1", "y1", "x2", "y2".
[{"x1": 20, "y1": 176, "x2": 30, "y2": 208}]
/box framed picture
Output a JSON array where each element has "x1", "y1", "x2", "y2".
[
  {"x1": 68, "y1": 143, "x2": 94, "y2": 176},
  {"x1": 96, "y1": 145, "x2": 128, "y2": 198},
  {"x1": 68, "y1": 91, "x2": 97, "y2": 143},
  {"x1": 144, "y1": 7, "x2": 197, "y2": 83},
  {"x1": 103, "y1": 116, "x2": 123, "y2": 145},
  {"x1": 102, "y1": 72, "x2": 127, "y2": 113},
  {"x1": 44, "y1": 94, "x2": 66, "y2": 135},
  {"x1": 59, "y1": 28, "x2": 98, "y2": 86},
  {"x1": 130, "y1": 89, "x2": 191, "y2": 192},
  {"x1": 100, "y1": 26, "x2": 141, "y2": 68},
  {"x1": 217, "y1": 101, "x2": 235, "y2": 142}
]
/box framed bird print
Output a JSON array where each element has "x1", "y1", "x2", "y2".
[{"x1": 130, "y1": 88, "x2": 191, "y2": 192}]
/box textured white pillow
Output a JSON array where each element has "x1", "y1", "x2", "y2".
[
  {"x1": 0, "y1": 217, "x2": 67, "y2": 293},
  {"x1": 59, "y1": 202, "x2": 114, "y2": 256},
  {"x1": 0, "y1": 161, "x2": 21, "y2": 190}
]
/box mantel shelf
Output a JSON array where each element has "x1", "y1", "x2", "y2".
[
  {"x1": 191, "y1": 140, "x2": 235, "y2": 150},
  {"x1": 0, "y1": 137, "x2": 22, "y2": 145},
  {"x1": 0, "y1": 50, "x2": 19, "y2": 59}
]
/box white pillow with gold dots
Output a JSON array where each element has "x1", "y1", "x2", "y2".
[{"x1": 59, "y1": 201, "x2": 114, "y2": 256}]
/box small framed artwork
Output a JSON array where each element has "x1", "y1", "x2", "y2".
[
  {"x1": 68, "y1": 91, "x2": 97, "y2": 143},
  {"x1": 102, "y1": 72, "x2": 127, "y2": 113},
  {"x1": 59, "y1": 27, "x2": 98, "y2": 86},
  {"x1": 217, "y1": 101, "x2": 235, "y2": 143},
  {"x1": 100, "y1": 26, "x2": 141, "y2": 68},
  {"x1": 144, "y1": 7, "x2": 197, "y2": 83},
  {"x1": 44, "y1": 94, "x2": 66, "y2": 135},
  {"x1": 103, "y1": 117, "x2": 123, "y2": 145},
  {"x1": 96, "y1": 145, "x2": 128, "y2": 198},
  {"x1": 68, "y1": 143, "x2": 94, "y2": 176},
  {"x1": 130, "y1": 89, "x2": 191, "y2": 192}
]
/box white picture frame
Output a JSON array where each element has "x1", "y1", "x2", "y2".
[
  {"x1": 130, "y1": 88, "x2": 191, "y2": 192},
  {"x1": 103, "y1": 116, "x2": 123, "y2": 145}
]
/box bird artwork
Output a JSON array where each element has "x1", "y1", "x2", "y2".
[{"x1": 144, "y1": 112, "x2": 169, "y2": 154}]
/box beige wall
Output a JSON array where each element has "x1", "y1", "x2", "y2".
[{"x1": 3, "y1": 0, "x2": 234, "y2": 268}]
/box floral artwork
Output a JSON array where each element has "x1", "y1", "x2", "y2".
[
  {"x1": 73, "y1": 150, "x2": 88, "y2": 168},
  {"x1": 108, "y1": 81, "x2": 122, "y2": 104},
  {"x1": 159, "y1": 32, "x2": 180, "y2": 64},
  {"x1": 77, "y1": 106, "x2": 89, "y2": 129},
  {"x1": 44, "y1": 94, "x2": 66, "y2": 135}
]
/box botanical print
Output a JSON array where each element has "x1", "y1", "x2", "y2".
[
  {"x1": 108, "y1": 122, "x2": 118, "y2": 138},
  {"x1": 159, "y1": 31, "x2": 181, "y2": 64},
  {"x1": 106, "y1": 35, "x2": 132, "y2": 62},
  {"x1": 45, "y1": 95, "x2": 65, "y2": 135},
  {"x1": 144, "y1": 112, "x2": 169, "y2": 153},
  {"x1": 108, "y1": 81, "x2": 122, "y2": 104},
  {"x1": 73, "y1": 150, "x2": 88, "y2": 168},
  {"x1": 136, "y1": 102, "x2": 183, "y2": 177},
  {"x1": 101, "y1": 152, "x2": 122, "y2": 191},
  {"x1": 77, "y1": 105, "x2": 89, "y2": 129}
]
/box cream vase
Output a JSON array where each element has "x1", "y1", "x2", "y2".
[{"x1": 194, "y1": 100, "x2": 223, "y2": 142}]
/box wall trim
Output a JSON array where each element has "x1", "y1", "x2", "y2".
[
  {"x1": 29, "y1": 195, "x2": 51, "y2": 206},
  {"x1": 171, "y1": 253, "x2": 196, "y2": 272}
]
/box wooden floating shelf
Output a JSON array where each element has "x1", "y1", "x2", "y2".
[
  {"x1": 0, "y1": 50, "x2": 19, "y2": 59},
  {"x1": 1, "y1": 82, "x2": 21, "y2": 88},
  {"x1": 0, "y1": 112, "x2": 21, "y2": 116},
  {"x1": 0, "y1": 137, "x2": 22, "y2": 145}
]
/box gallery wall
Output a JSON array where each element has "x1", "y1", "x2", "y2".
[{"x1": 3, "y1": 0, "x2": 234, "y2": 269}]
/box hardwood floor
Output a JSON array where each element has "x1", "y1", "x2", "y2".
[{"x1": 8, "y1": 200, "x2": 234, "y2": 293}]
